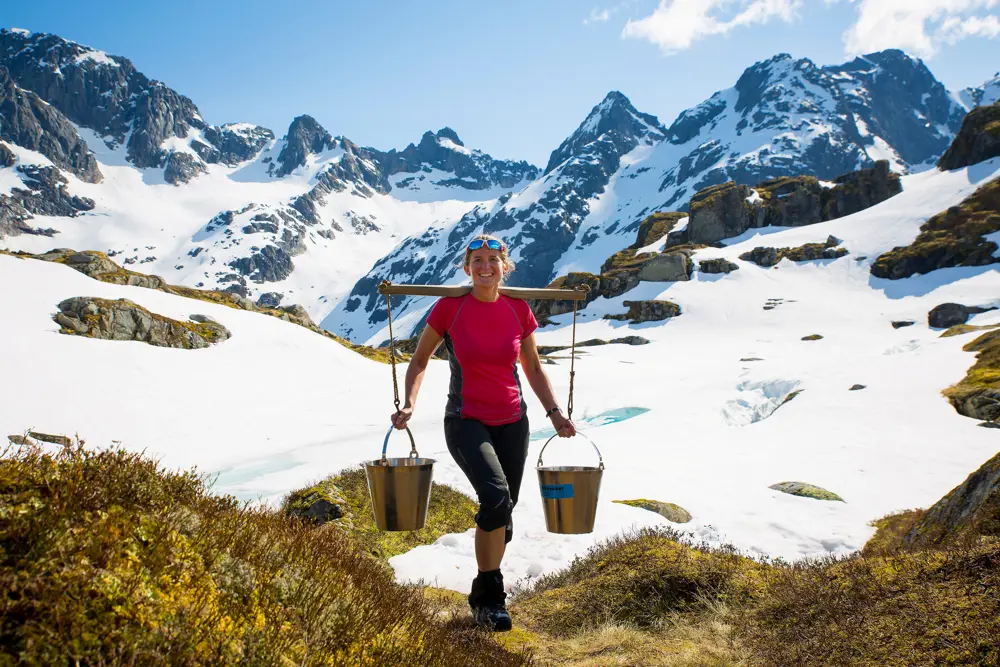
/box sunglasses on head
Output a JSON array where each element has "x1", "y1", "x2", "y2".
[{"x1": 467, "y1": 239, "x2": 503, "y2": 251}]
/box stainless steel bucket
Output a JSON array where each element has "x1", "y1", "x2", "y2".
[
  {"x1": 536, "y1": 433, "x2": 604, "y2": 534},
  {"x1": 365, "y1": 425, "x2": 436, "y2": 531}
]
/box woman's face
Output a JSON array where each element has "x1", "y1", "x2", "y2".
[{"x1": 465, "y1": 247, "x2": 506, "y2": 289}]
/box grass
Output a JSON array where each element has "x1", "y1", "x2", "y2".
[
  {"x1": 0, "y1": 439, "x2": 529, "y2": 666},
  {"x1": 284, "y1": 466, "x2": 478, "y2": 561}
]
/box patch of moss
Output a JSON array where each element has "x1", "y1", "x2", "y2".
[
  {"x1": 943, "y1": 328, "x2": 1000, "y2": 420},
  {"x1": 613, "y1": 499, "x2": 692, "y2": 523},
  {"x1": 629, "y1": 211, "x2": 688, "y2": 250},
  {"x1": 941, "y1": 323, "x2": 1000, "y2": 338},
  {"x1": 871, "y1": 179, "x2": 1000, "y2": 279},
  {"x1": 861, "y1": 510, "x2": 925, "y2": 556},
  {"x1": 286, "y1": 466, "x2": 478, "y2": 561}
]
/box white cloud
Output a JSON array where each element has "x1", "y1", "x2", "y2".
[
  {"x1": 833, "y1": 0, "x2": 1000, "y2": 58},
  {"x1": 622, "y1": 0, "x2": 804, "y2": 54},
  {"x1": 584, "y1": 8, "x2": 613, "y2": 25}
]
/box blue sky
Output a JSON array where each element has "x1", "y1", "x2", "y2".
[{"x1": 6, "y1": 1, "x2": 999, "y2": 167}]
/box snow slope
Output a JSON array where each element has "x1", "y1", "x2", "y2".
[{"x1": 3, "y1": 159, "x2": 998, "y2": 595}]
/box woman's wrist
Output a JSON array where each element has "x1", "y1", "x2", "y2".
[{"x1": 545, "y1": 406, "x2": 562, "y2": 418}]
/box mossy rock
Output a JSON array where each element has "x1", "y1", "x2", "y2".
[
  {"x1": 941, "y1": 323, "x2": 1000, "y2": 338},
  {"x1": 769, "y1": 481, "x2": 844, "y2": 502},
  {"x1": 802, "y1": 334, "x2": 824, "y2": 341},
  {"x1": 630, "y1": 211, "x2": 688, "y2": 250},
  {"x1": 943, "y1": 328, "x2": 1000, "y2": 421},
  {"x1": 284, "y1": 466, "x2": 477, "y2": 561},
  {"x1": 613, "y1": 499, "x2": 691, "y2": 523}
]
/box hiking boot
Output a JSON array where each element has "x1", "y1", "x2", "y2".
[
  {"x1": 473, "y1": 602, "x2": 512, "y2": 632},
  {"x1": 469, "y1": 569, "x2": 512, "y2": 632}
]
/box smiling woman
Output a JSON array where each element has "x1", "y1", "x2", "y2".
[{"x1": 388, "y1": 232, "x2": 578, "y2": 633}]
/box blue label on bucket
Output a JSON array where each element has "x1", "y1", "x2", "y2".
[{"x1": 541, "y1": 483, "x2": 574, "y2": 499}]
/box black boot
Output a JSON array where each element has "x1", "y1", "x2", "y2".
[{"x1": 469, "y1": 569, "x2": 512, "y2": 632}]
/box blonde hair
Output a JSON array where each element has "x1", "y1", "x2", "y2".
[{"x1": 463, "y1": 233, "x2": 515, "y2": 283}]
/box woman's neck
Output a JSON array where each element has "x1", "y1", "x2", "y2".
[{"x1": 470, "y1": 283, "x2": 500, "y2": 303}]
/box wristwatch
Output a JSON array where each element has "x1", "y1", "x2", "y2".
[{"x1": 545, "y1": 406, "x2": 562, "y2": 418}]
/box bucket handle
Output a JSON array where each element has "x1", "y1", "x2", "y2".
[
  {"x1": 381, "y1": 425, "x2": 419, "y2": 465},
  {"x1": 536, "y1": 432, "x2": 604, "y2": 471}
]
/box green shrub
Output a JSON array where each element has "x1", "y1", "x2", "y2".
[{"x1": 0, "y1": 441, "x2": 529, "y2": 666}]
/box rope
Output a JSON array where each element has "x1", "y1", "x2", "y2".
[
  {"x1": 568, "y1": 293, "x2": 579, "y2": 420},
  {"x1": 380, "y1": 280, "x2": 401, "y2": 413}
]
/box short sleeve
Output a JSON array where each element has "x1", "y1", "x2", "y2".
[
  {"x1": 520, "y1": 300, "x2": 538, "y2": 338},
  {"x1": 425, "y1": 298, "x2": 453, "y2": 336}
]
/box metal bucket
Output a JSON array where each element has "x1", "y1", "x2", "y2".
[
  {"x1": 536, "y1": 433, "x2": 604, "y2": 534},
  {"x1": 365, "y1": 425, "x2": 436, "y2": 531}
]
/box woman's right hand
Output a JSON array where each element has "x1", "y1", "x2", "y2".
[{"x1": 391, "y1": 406, "x2": 413, "y2": 430}]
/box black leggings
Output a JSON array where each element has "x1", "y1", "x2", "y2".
[{"x1": 444, "y1": 415, "x2": 530, "y2": 544}]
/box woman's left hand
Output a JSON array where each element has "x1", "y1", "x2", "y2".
[{"x1": 550, "y1": 411, "x2": 576, "y2": 438}]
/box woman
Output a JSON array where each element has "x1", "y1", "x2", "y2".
[{"x1": 390, "y1": 233, "x2": 577, "y2": 632}]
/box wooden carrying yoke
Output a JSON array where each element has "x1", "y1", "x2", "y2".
[{"x1": 377, "y1": 281, "x2": 590, "y2": 301}]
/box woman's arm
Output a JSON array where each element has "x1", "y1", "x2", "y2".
[
  {"x1": 519, "y1": 333, "x2": 577, "y2": 437},
  {"x1": 391, "y1": 325, "x2": 443, "y2": 429}
]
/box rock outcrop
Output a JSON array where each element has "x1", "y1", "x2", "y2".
[
  {"x1": 687, "y1": 162, "x2": 901, "y2": 245},
  {"x1": 938, "y1": 101, "x2": 1000, "y2": 170},
  {"x1": 699, "y1": 258, "x2": 740, "y2": 274},
  {"x1": 637, "y1": 251, "x2": 693, "y2": 282},
  {"x1": 612, "y1": 499, "x2": 692, "y2": 524},
  {"x1": 943, "y1": 328, "x2": 1000, "y2": 422},
  {"x1": 769, "y1": 482, "x2": 844, "y2": 502},
  {"x1": 871, "y1": 156, "x2": 1000, "y2": 279},
  {"x1": 604, "y1": 300, "x2": 681, "y2": 324},
  {"x1": 55, "y1": 297, "x2": 231, "y2": 349},
  {"x1": 740, "y1": 236, "x2": 848, "y2": 267}
]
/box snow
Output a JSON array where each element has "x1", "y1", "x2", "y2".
[
  {"x1": 74, "y1": 50, "x2": 120, "y2": 68},
  {"x1": 9, "y1": 28, "x2": 31, "y2": 36},
  {"x1": 3, "y1": 159, "x2": 999, "y2": 597},
  {"x1": 438, "y1": 137, "x2": 473, "y2": 156}
]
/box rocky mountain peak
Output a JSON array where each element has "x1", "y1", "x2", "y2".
[
  {"x1": 435, "y1": 127, "x2": 463, "y2": 146},
  {"x1": 273, "y1": 115, "x2": 336, "y2": 177},
  {"x1": 544, "y1": 90, "x2": 666, "y2": 175}
]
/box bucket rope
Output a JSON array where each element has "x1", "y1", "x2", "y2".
[
  {"x1": 379, "y1": 280, "x2": 416, "y2": 464},
  {"x1": 568, "y1": 295, "x2": 578, "y2": 420}
]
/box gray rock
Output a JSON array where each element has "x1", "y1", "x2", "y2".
[
  {"x1": 699, "y1": 258, "x2": 740, "y2": 274},
  {"x1": 928, "y1": 303, "x2": 994, "y2": 329},
  {"x1": 938, "y1": 102, "x2": 1000, "y2": 170},
  {"x1": 274, "y1": 115, "x2": 336, "y2": 177},
  {"x1": 604, "y1": 299, "x2": 682, "y2": 324},
  {"x1": 10, "y1": 165, "x2": 96, "y2": 217},
  {"x1": 892, "y1": 320, "x2": 915, "y2": 329},
  {"x1": 849, "y1": 384, "x2": 867, "y2": 391},
  {"x1": 0, "y1": 142, "x2": 14, "y2": 167},
  {"x1": 609, "y1": 335, "x2": 650, "y2": 345},
  {"x1": 228, "y1": 245, "x2": 294, "y2": 283},
  {"x1": 638, "y1": 251, "x2": 693, "y2": 282},
  {"x1": 740, "y1": 246, "x2": 779, "y2": 267},
  {"x1": 163, "y1": 152, "x2": 207, "y2": 185},
  {"x1": 688, "y1": 182, "x2": 764, "y2": 244},
  {"x1": 256, "y1": 292, "x2": 283, "y2": 308}
]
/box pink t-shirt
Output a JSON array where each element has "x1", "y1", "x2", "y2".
[{"x1": 426, "y1": 294, "x2": 538, "y2": 425}]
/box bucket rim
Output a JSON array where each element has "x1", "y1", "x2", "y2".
[
  {"x1": 537, "y1": 465, "x2": 604, "y2": 473},
  {"x1": 366, "y1": 457, "x2": 436, "y2": 467}
]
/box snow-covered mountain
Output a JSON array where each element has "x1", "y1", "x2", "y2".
[
  {"x1": 0, "y1": 28, "x2": 538, "y2": 314},
  {"x1": 333, "y1": 50, "x2": 980, "y2": 344},
  {"x1": 960, "y1": 71, "x2": 1000, "y2": 109}
]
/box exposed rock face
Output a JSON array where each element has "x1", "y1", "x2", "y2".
[
  {"x1": 0, "y1": 66, "x2": 101, "y2": 183},
  {"x1": 740, "y1": 236, "x2": 848, "y2": 267},
  {"x1": 274, "y1": 115, "x2": 336, "y2": 177},
  {"x1": 10, "y1": 166, "x2": 96, "y2": 217},
  {"x1": 638, "y1": 251, "x2": 693, "y2": 282},
  {"x1": 769, "y1": 482, "x2": 844, "y2": 502},
  {"x1": 632, "y1": 212, "x2": 687, "y2": 250},
  {"x1": 944, "y1": 329, "x2": 1000, "y2": 422},
  {"x1": 0, "y1": 143, "x2": 14, "y2": 167},
  {"x1": 699, "y1": 258, "x2": 739, "y2": 274},
  {"x1": 163, "y1": 152, "x2": 208, "y2": 185},
  {"x1": 928, "y1": 303, "x2": 994, "y2": 329},
  {"x1": 604, "y1": 300, "x2": 681, "y2": 324},
  {"x1": 901, "y1": 451, "x2": 1000, "y2": 548},
  {"x1": 0, "y1": 30, "x2": 270, "y2": 175},
  {"x1": 688, "y1": 162, "x2": 900, "y2": 245},
  {"x1": 55, "y1": 297, "x2": 230, "y2": 349},
  {"x1": 938, "y1": 101, "x2": 1000, "y2": 170},
  {"x1": 382, "y1": 128, "x2": 538, "y2": 191},
  {"x1": 195, "y1": 124, "x2": 274, "y2": 166},
  {"x1": 37, "y1": 249, "x2": 166, "y2": 289},
  {"x1": 228, "y1": 245, "x2": 294, "y2": 283}
]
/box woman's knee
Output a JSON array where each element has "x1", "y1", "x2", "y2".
[{"x1": 475, "y1": 485, "x2": 512, "y2": 532}]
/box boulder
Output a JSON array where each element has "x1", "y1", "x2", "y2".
[
  {"x1": 849, "y1": 384, "x2": 866, "y2": 391},
  {"x1": 613, "y1": 499, "x2": 691, "y2": 524},
  {"x1": 604, "y1": 300, "x2": 681, "y2": 324},
  {"x1": 609, "y1": 335, "x2": 650, "y2": 345},
  {"x1": 283, "y1": 480, "x2": 350, "y2": 526},
  {"x1": 802, "y1": 334, "x2": 824, "y2": 341},
  {"x1": 928, "y1": 303, "x2": 994, "y2": 329},
  {"x1": 638, "y1": 251, "x2": 693, "y2": 282},
  {"x1": 256, "y1": 292, "x2": 283, "y2": 308},
  {"x1": 891, "y1": 320, "x2": 915, "y2": 329},
  {"x1": 740, "y1": 246, "x2": 779, "y2": 267},
  {"x1": 699, "y1": 258, "x2": 740, "y2": 274},
  {"x1": 688, "y1": 182, "x2": 764, "y2": 244},
  {"x1": 770, "y1": 482, "x2": 844, "y2": 502},
  {"x1": 55, "y1": 297, "x2": 230, "y2": 349}
]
